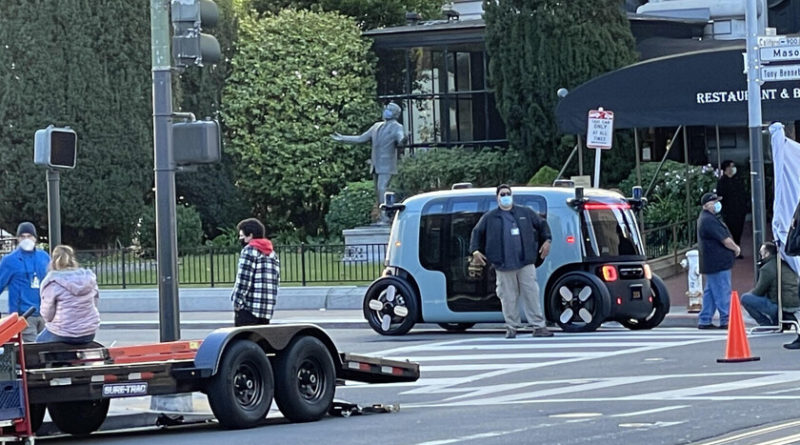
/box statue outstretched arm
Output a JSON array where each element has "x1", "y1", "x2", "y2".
[{"x1": 331, "y1": 126, "x2": 373, "y2": 144}]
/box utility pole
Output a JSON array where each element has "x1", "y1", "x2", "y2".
[
  {"x1": 745, "y1": 0, "x2": 767, "y2": 276},
  {"x1": 150, "y1": 0, "x2": 181, "y2": 342}
]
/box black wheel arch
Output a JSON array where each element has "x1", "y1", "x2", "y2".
[{"x1": 191, "y1": 326, "x2": 341, "y2": 379}]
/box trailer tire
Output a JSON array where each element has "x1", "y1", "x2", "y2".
[
  {"x1": 28, "y1": 403, "x2": 45, "y2": 433},
  {"x1": 48, "y1": 399, "x2": 109, "y2": 436},
  {"x1": 207, "y1": 340, "x2": 274, "y2": 429},
  {"x1": 273, "y1": 336, "x2": 335, "y2": 423}
]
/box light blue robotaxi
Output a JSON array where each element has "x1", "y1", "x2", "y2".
[{"x1": 363, "y1": 184, "x2": 670, "y2": 335}]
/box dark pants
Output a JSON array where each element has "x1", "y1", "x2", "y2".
[
  {"x1": 723, "y1": 211, "x2": 746, "y2": 247},
  {"x1": 234, "y1": 310, "x2": 271, "y2": 327}
]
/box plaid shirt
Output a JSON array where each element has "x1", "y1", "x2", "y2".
[{"x1": 231, "y1": 245, "x2": 280, "y2": 319}]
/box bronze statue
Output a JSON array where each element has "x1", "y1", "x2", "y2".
[{"x1": 332, "y1": 102, "x2": 406, "y2": 223}]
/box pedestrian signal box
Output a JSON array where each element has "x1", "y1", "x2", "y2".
[
  {"x1": 172, "y1": 119, "x2": 221, "y2": 165},
  {"x1": 34, "y1": 126, "x2": 77, "y2": 169}
]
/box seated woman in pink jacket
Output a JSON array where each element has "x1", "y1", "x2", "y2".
[{"x1": 36, "y1": 245, "x2": 100, "y2": 344}]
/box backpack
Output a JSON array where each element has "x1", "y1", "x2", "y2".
[{"x1": 786, "y1": 200, "x2": 800, "y2": 256}]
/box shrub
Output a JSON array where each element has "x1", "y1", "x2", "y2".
[
  {"x1": 389, "y1": 147, "x2": 528, "y2": 199},
  {"x1": 136, "y1": 204, "x2": 204, "y2": 253},
  {"x1": 325, "y1": 180, "x2": 375, "y2": 237},
  {"x1": 619, "y1": 160, "x2": 718, "y2": 226},
  {"x1": 528, "y1": 165, "x2": 559, "y2": 186}
]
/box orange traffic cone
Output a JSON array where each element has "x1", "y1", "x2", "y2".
[{"x1": 717, "y1": 291, "x2": 760, "y2": 363}]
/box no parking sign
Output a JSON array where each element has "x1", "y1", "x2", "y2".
[{"x1": 586, "y1": 108, "x2": 614, "y2": 149}]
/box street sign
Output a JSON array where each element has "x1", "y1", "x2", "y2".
[
  {"x1": 758, "y1": 35, "x2": 800, "y2": 48},
  {"x1": 586, "y1": 109, "x2": 614, "y2": 150},
  {"x1": 761, "y1": 64, "x2": 800, "y2": 82},
  {"x1": 759, "y1": 45, "x2": 800, "y2": 63}
]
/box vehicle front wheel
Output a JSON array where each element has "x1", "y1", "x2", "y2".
[
  {"x1": 363, "y1": 277, "x2": 419, "y2": 335},
  {"x1": 548, "y1": 271, "x2": 611, "y2": 332},
  {"x1": 206, "y1": 340, "x2": 274, "y2": 429},
  {"x1": 620, "y1": 274, "x2": 671, "y2": 330}
]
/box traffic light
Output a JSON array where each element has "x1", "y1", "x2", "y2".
[
  {"x1": 34, "y1": 126, "x2": 77, "y2": 169},
  {"x1": 172, "y1": 119, "x2": 221, "y2": 165},
  {"x1": 171, "y1": 0, "x2": 221, "y2": 67}
]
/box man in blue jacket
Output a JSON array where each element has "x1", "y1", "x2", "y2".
[
  {"x1": 0, "y1": 222, "x2": 50, "y2": 342},
  {"x1": 470, "y1": 185, "x2": 553, "y2": 338}
]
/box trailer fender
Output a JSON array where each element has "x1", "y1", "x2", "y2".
[{"x1": 187, "y1": 324, "x2": 341, "y2": 378}]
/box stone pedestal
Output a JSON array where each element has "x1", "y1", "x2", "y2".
[{"x1": 342, "y1": 224, "x2": 391, "y2": 263}]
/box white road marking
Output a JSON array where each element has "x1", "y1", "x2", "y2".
[
  {"x1": 693, "y1": 420, "x2": 800, "y2": 445},
  {"x1": 611, "y1": 405, "x2": 690, "y2": 417},
  {"x1": 413, "y1": 425, "x2": 541, "y2": 445}
]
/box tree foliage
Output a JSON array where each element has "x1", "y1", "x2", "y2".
[
  {"x1": 137, "y1": 204, "x2": 204, "y2": 253},
  {"x1": 484, "y1": 0, "x2": 638, "y2": 180},
  {"x1": 223, "y1": 9, "x2": 377, "y2": 238},
  {"x1": 325, "y1": 180, "x2": 375, "y2": 237},
  {"x1": 0, "y1": 0, "x2": 152, "y2": 247},
  {"x1": 390, "y1": 147, "x2": 528, "y2": 198},
  {"x1": 243, "y1": 0, "x2": 444, "y2": 30}
]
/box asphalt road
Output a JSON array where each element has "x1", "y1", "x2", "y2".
[{"x1": 38, "y1": 326, "x2": 800, "y2": 445}]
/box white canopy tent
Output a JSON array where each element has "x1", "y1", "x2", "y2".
[{"x1": 770, "y1": 122, "x2": 800, "y2": 274}]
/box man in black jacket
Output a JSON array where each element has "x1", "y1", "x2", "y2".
[
  {"x1": 716, "y1": 160, "x2": 747, "y2": 256},
  {"x1": 469, "y1": 184, "x2": 553, "y2": 338}
]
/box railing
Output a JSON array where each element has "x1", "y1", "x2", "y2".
[
  {"x1": 642, "y1": 219, "x2": 697, "y2": 260},
  {"x1": 63, "y1": 244, "x2": 387, "y2": 288}
]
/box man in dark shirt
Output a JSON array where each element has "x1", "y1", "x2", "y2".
[
  {"x1": 697, "y1": 192, "x2": 741, "y2": 329},
  {"x1": 716, "y1": 160, "x2": 747, "y2": 256},
  {"x1": 470, "y1": 184, "x2": 553, "y2": 338}
]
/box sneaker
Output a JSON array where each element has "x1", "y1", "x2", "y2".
[
  {"x1": 784, "y1": 337, "x2": 800, "y2": 350},
  {"x1": 505, "y1": 328, "x2": 517, "y2": 339},
  {"x1": 718, "y1": 324, "x2": 728, "y2": 330},
  {"x1": 533, "y1": 327, "x2": 554, "y2": 337},
  {"x1": 697, "y1": 324, "x2": 715, "y2": 330}
]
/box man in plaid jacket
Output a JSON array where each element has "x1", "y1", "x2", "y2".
[{"x1": 231, "y1": 218, "x2": 280, "y2": 327}]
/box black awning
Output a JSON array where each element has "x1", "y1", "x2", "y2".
[{"x1": 555, "y1": 46, "x2": 800, "y2": 134}]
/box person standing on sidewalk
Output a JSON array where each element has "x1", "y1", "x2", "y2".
[
  {"x1": 740, "y1": 241, "x2": 800, "y2": 328},
  {"x1": 697, "y1": 193, "x2": 740, "y2": 330},
  {"x1": 716, "y1": 160, "x2": 748, "y2": 257},
  {"x1": 0, "y1": 222, "x2": 49, "y2": 342},
  {"x1": 231, "y1": 218, "x2": 280, "y2": 327},
  {"x1": 469, "y1": 184, "x2": 553, "y2": 339},
  {"x1": 37, "y1": 245, "x2": 100, "y2": 344}
]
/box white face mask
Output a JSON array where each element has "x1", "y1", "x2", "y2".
[
  {"x1": 731, "y1": 166, "x2": 737, "y2": 176},
  {"x1": 18, "y1": 239, "x2": 35, "y2": 252},
  {"x1": 713, "y1": 201, "x2": 722, "y2": 214}
]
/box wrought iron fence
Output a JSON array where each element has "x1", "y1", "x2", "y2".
[
  {"x1": 641, "y1": 219, "x2": 697, "y2": 259},
  {"x1": 65, "y1": 244, "x2": 387, "y2": 288}
]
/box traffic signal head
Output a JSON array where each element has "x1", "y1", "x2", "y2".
[
  {"x1": 34, "y1": 126, "x2": 77, "y2": 169},
  {"x1": 172, "y1": 119, "x2": 221, "y2": 165},
  {"x1": 171, "y1": 0, "x2": 221, "y2": 67}
]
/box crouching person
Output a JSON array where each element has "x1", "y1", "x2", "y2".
[{"x1": 37, "y1": 245, "x2": 100, "y2": 344}]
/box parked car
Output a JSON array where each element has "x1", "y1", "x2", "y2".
[{"x1": 363, "y1": 185, "x2": 670, "y2": 335}]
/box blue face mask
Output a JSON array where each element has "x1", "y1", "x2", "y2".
[
  {"x1": 499, "y1": 195, "x2": 513, "y2": 207},
  {"x1": 382, "y1": 109, "x2": 394, "y2": 120},
  {"x1": 713, "y1": 201, "x2": 722, "y2": 213}
]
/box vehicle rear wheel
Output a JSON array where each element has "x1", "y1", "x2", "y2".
[
  {"x1": 620, "y1": 274, "x2": 671, "y2": 330},
  {"x1": 273, "y1": 336, "x2": 336, "y2": 423},
  {"x1": 548, "y1": 271, "x2": 611, "y2": 332},
  {"x1": 363, "y1": 277, "x2": 419, "y2": 336},
  {"x1": 206, "y1": 340, "x2": 274, "y2": 429},
  {"x1": 437, "y1": 323, "x2": 475, "y2": 332},
  {"x1": 48, "y1": 399, "x2": 109, "y2": 436}
]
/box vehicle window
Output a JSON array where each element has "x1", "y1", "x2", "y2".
[
  {"x1": 419, "y1": 214, "x2": 444, "y2": 268},
  {"x1": 581, "y1": 203, "x2": 644, "y2": 257}
]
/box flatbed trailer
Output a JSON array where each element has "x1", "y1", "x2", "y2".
[{"x1": 0, "y1": 311, "x2": 419, "y2": 442}]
